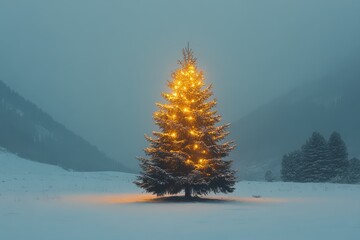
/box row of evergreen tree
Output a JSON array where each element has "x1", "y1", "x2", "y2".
[{"x1": 281, "y1": 131, "x2": 360, "y2": 183}]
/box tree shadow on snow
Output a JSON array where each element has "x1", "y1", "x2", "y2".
[
  {"x1": 148, "y1": 195, "x2": 237, "y2": 204},
  {"x1": 143, "y1": 195, "x2": 290, "y2": 205}
]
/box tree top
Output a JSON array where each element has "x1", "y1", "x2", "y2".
[{"x1": 178, "y1": 43, "x2": 197, "y2": 68}]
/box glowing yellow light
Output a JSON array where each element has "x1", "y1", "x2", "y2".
[
  {"x1": 188, "y1": 116, "x2": 193, "y2": 121},
  {"x1": 191, "y1": 99, "x2": 195, "y2": 103},
  {"x1": 202, "y1": 150, "x2": 206, "y2": 154},
  {"x1": 181, "y1": 71, "x2": 185, "y2": 75},
  {"x1": 183, "y1": 108, "x2": 189, "y2": 112},
  {"x1": 172, "y1": 114, "x2": 176, "y2": 118},
  {"x1": 173, "y1": 92, "x2": 177, "y2": 96},
  {"x1": 174, "y1": 86, "x2": 179, "y2": 89},
  {"x1": 199, "y1": 159, "x2": 204, "y2": 163},
  {"x1": 194, "y1": 144, "x2": 199, "y2": 149},
  {"x1": 190, "y1": 77, "x2": 193, "y2": 80},
  {"x1": 177, "y1": 81, "x2": 181, "y2": 85},
  {"x1": 186, "y1": 159, "x2": 191, "y2": 164},
  {"x1": 189, "y1": 130, "x2": 195, "y2": 135},
  {"x1": 170, "y1": 132, "x2": 176, "y2": 138},
  {"x1": 198, "y1": 81, "x2": 201, "y2": 85},
  {"x1": 183, "y1": 86, "x2": 187, "y2": 90},
  {"x1": 191, "y1": 84, "x2": 195, "y2": 87}
]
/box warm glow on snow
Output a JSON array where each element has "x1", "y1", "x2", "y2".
[{"x1": 64, "y1": 194, "x2": 293, "y2": 205}]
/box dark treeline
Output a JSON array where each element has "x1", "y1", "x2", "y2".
[
  {"x1": 0, "y1": 80, "x2": 131, "y2": 172},
  {"x1": 281, "y1": 131, "x2": 360, "y2": 183},
  {"x1": 231, "y1": 71, "x2": 360, "y2": 181}
]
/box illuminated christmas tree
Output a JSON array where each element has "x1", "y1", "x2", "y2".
[{"x1": 135, "y1": 45, "x2": 236, "y2": 198}]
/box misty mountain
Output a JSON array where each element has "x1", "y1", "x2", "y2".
[
  {"x1": 231, "y1": 62, "x2": 360, "y2": 180},
  {"x1": 0, "y1": 80, "x2": 131, "y2": 172}
]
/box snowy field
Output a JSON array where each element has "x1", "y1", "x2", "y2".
[{"x1": 1, "y1": 151, "x2": 360, "y2": 240}]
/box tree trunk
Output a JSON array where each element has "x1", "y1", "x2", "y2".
[{"x1": 185, "y1": 186, "x2": 192, "y2": 199}]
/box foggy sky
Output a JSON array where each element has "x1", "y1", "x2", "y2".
[{"x1": 1, "y1": 0, "x2": 360, "y2": 169}]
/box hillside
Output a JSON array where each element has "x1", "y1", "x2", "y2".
[
  {"x1": 231, "y1": 62, "x2": 360, "y2": 180},
  {"x1": 0, "y1": 80, "x2": 130, "y2": 172}
]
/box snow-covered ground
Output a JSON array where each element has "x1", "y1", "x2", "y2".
[{"x1": 1, "y1": 151, "x2": 360, "y2": 240}]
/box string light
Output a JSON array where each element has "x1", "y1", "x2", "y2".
[{"x1": 165, "y1": 60, "x2": 211, "y2": 166}]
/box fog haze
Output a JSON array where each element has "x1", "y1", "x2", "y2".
[{"x1": 1, "y1": 0, "x2": 360, "y2": 169}]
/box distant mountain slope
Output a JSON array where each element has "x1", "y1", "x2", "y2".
[
  {"x1": 231, "y1": 63, "x2": 360, "y2": 180},
  {"x1": 0, "y1": 80, "x2": 131, "y2": 172}
]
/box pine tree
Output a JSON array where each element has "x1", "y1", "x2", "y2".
[
  {"x1": 135, "y1": 45, "x2": 236, "y2": 198},
  {"x1": 281, "y1": 150, "x2": 303, "y2": 182},
  {"x1": 345, "y1": 158, "x2": 360, "y2": 184},
  {"x1": 301, "y1": 132, "x2": 329, "y2": 182},
  {"x1": 264, "y1": 170, "x2": 275, "y2": 182},
  {"x1": 328, "y1": 131, "x2": 348, "y2": 181}
]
